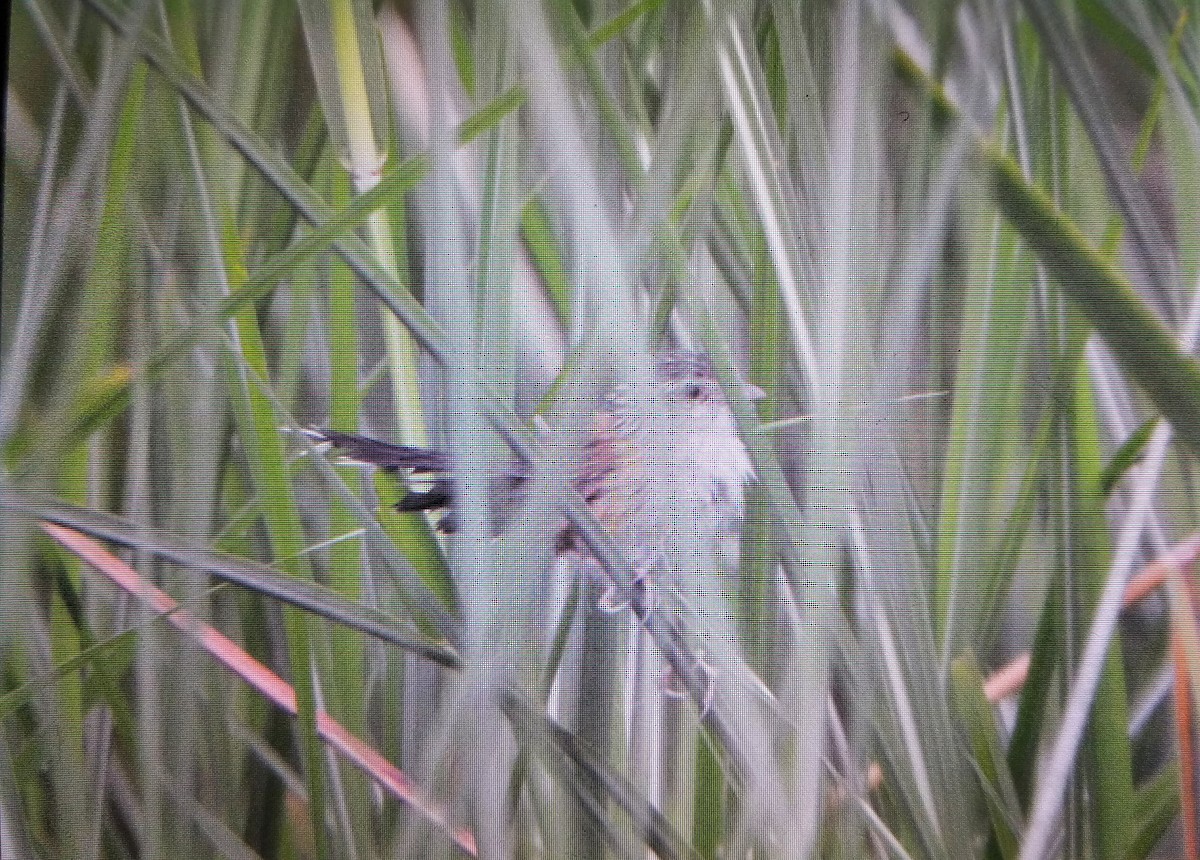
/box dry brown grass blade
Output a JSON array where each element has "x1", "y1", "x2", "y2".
[
  {"x1": 42, "y1": 522, "x2": 478, "y2": 858},
  {"x1": 1171, "y1": 632, "x2": 1198, "y2": 860},
  {"x1": 983, "y1": 532, "x2": 1200, "y2": 702}
]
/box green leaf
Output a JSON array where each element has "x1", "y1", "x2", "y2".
[
  {"x1": 1126, "y1": 763, "x2": 1181, "y2": 860},
  {"x1": 950, "y1": 656, "x2": 1022, "y2": 860},
  {"x1": 1099, "y1": 419, "x2": 1156, "y2": 499},
  {"x1": 988, "y1": 148, "x2": 1200, "y2": 455}
]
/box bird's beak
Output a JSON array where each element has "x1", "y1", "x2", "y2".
[{"x1": 743, "y1": 383, "x2": 767, "y2": 402}]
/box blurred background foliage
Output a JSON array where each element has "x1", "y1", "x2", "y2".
[{"x1": 3, "y1": 0, "x2": 1200, "y2": 858}]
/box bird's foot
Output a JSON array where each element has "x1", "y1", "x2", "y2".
[
  {"x1": 595, "y1": 550, "x2": 664, "y2": 615},
  {"x1": 662, "y1": 649, "x2": 716, "y2": 717}
]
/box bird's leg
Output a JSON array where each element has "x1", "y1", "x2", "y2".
[
  {"x1": 630, "y1": 549, "x2": 664, "y2": 613},
  {"x1": 596, "y1": 582, "x2": 630, "y2": 614},
  {"x1": 662, "y1": 647, "x2": 717, "y2": 717},
  {"x1": 595, "y1": 550, "x2": 718, "y2": 716},
  {"x1": 595, "y1": 549, "x2": 664, "y2": 614}
]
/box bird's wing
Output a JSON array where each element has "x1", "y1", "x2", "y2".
[{"x1": 573, "y1": 412, "x2": 643, "y2": 535}]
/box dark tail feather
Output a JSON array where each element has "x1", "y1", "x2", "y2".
[
  {"x1": 298, "y1": 429, "x2": 450, "y2": 473},
  {"x1": 395, "y1": 481, "x2": 454, "y2": 511},
  {"x1": 298, "y1": 429, "x2": 461, "y2": 527}
]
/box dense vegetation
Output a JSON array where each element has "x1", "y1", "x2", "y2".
[{"x1": 3, "y1": 1, "x2": 1199, "y2": 859}]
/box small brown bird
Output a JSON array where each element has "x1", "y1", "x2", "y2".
[{"x1": 302, "y1": 350, "x2": 762, "y2": 586}]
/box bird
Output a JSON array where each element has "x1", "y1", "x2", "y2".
[{"x1": 300, "y1": 350, "x2": 763, "y2": 598}]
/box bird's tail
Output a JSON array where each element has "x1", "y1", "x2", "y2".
[{"x1": 295, "y1": 429, "x2": 453, "y2": 513}]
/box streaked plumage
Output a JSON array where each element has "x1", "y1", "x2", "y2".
[{"x1": 301, "y1": 350, "x2": 758, "y2": 567}]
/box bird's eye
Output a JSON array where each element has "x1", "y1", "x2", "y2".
[{"x1": 685, "y1": 383, "x2": 703, "y2": 400}]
